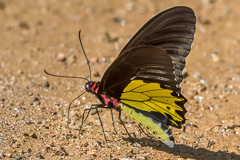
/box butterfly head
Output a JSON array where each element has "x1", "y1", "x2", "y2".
[{"x1": 85, "y1": 81, "x2": 99, "y2": 94}]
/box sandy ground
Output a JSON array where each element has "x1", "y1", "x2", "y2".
[{"x1": 0, "y1": 0, "x2": 240, "y2": 159}]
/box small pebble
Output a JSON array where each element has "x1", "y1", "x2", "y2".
[
  {"x1": 19, "y1": 21, "x2": 30, "y2": 29},
  {"x1": 88, "y1": 150, "x2": 97, "y2": 156},
  {"x1": 17, "y1": 69, "x2": 23, "y2": 75},
  {"x1": 112, "y1": 17, "x2": 122, "y2": 23},
  {"x1": 33, "y1": 97, "x2": 39, "y2": 102},
  {"x1": 35, "y1": 152, "x2": 44, "y2": 159},
  {"x1": 211, "y1": 52, "x2": 220, "y2": 62},
  {"x1": 41, "y1": 81, "x2": 50, "y2": 88},
  {"x1": 23, "y1": 133, "x2": 29, "y2": 136},
  {"x1": 29, "y1": 132, "x2": 38, "y2": 139},
  {"x1": 138, "y1": 156, "x2": 146, "y2": 160},
  {"x1": 5, "y1": 153, "x2": 12, "y2": 158},
  {"x1": 67, "y1": 54, "x2": 76, "y2": 64},
  {"x1": 131, "y1": 147, "x2": 138, "y2": 154},
  {"x1": 126, "y1": 1, "x2": 134, "y2": 11},
  {"x1": 90, "y1": 57, "x2": 99, "y2": 63},
  {"x1": 235, "y1": 128, "x2": 240, "y2": 134},
  {"x1": 0, "y1": 152, "x2": 3, "y2": 158},
  {"x1": 56, "y1": 53, "x2": 66, "y2": 61}
]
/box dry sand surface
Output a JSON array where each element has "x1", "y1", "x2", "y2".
[{"x1": 0, "y1": 0, "x2": 240, "y2": 159}]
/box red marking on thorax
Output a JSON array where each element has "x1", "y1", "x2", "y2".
[
  {"x1": 95, "y1": 87, "x2": 99, "y2": 93},
  {"x1": 91, "y1": 82, "x2": 99, "y2": 93},
  {"x1": 91, "y1": 83, "x2": 97, "y2": 92}
]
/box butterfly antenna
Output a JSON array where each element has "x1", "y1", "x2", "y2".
[
  {"x1": 44, "y1": 70, "x2": 89, "y2": 82},
  {"x1": 78, "y1": 30, "x2": 92, "y2": 81}
]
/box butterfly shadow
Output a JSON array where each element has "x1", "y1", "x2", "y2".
[{"x1": 123, "y1": 137, "x2": 240, "y2": 160}]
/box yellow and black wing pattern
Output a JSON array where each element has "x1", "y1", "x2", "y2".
[
  {"x1": 121, "y1": 80, "x2": 185, "y2": 127},
  {"x1": 120, "y1": 80, "x2": 185, "y2": 147}
]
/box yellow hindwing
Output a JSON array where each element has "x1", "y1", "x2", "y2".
[{"x1": 120, "y1": 80, "x2": 184, "y2": 126}]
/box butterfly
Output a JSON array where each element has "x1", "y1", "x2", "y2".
[
  {"x1": 45, "y1": 6, "x2": 196, "y2": 148},
  {"x1": 83, "y1": 6, "x2": 196, "y2": 148}
]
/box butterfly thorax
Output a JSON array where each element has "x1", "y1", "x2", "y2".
[{"x1": 85, "y1": 81, "x2": 123, "y2": 109}]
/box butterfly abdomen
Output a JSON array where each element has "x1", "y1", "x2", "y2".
[{"x1": 121, "y1": 105, "x2": 175, "y2": 148}]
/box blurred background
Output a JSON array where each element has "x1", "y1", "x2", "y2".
[{"x1": 0, "y1": 0, "x2": 239, "y2": 159}]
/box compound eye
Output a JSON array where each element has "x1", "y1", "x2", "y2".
[{"x1": 85, "y1": 82, "x2": 90, "y2": 91}]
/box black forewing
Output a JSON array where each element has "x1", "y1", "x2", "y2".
[
  {"x1": 120, "y1": 6, "x2": 196, "y2": 85},
  {"x1": 99, "y1": 6, "x2": 196, "y2": 95},
  {"x1": 99, "y1": 46, "x2": 177, "y2": 98}
]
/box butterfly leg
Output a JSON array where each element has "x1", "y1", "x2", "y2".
[
  {"x1": 79, "y1": 104, "x2": 109, "y2": 146},
  {"x1": 118, "y1": 110, "x2": 134, "y2": 143},
  {"x1": 94, "y1": 104, "x2": 109, "y2": 146},
  {"x1": 110, "y1": 109, "x2": 118, "y2": 134},
  {"x1": 79, "y1": 104, "x2": 94, "y2": 133}
]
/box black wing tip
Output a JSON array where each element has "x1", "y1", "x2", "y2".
[
  {"x1": 156, "y1": 6, "x2": 196, "y2": 22},
  {"x1": 164, "y1": 6, "x2": 196, "y2": 23},
  {"x1": 168, "y1": 6, "x2": 195, "y2": 13}
]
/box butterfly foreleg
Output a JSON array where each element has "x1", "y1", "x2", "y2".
[
  {"x1": 79, "y1": 104, "x2": 109, "y2": 146},
  {"x1": 79, "y1": 104, "x2": 94, "y2": 133},
  {"x1": 79, "y1": 104, "x2": 103, "y2": 133}
]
